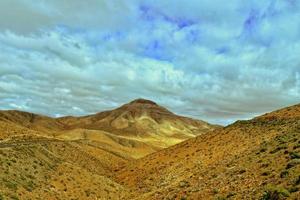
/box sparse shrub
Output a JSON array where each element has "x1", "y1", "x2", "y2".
[
  {"x1": 261, "y1": 163, "x2": 269, "y2": 168},
  {"x1": 261, "y1": 171, "x2": 271, "y2": 176},
  {"x1": 24, "y1": 180, "x2": 35, "y2": 192},
  {"x1": 180, "y1": 196, "x2": 187, "y2": 200},
  {"x1": 270, "y1": 145, "x2": 287, "y2": 154},
  {"x1": 286, "y1": 159, "x2": 300, "y2": 169},
  {"x1": 212, "y1": 188, "x2": 219, "y2": 194},
  {"x1": 289, "y1": 152, "x2": 300, "y2": 159},
  {"x1": 216, "y1": 196, "x2": 226, "y2": 200},
  {"x1": 26, "y1": 174, "x2": 35, "y2": 179},
  {"x1": 212, "y1": 174, "x2": 218, "y2": 178},
  {"x1": 226, "y1": 192, "x2": 236, "y2": 198},
  {"x1": 9, "y1": 195, "x2": 19, "y2": 200},
  {"x1": 261, "y1": 185, "x2": 290, "y2": 200},
  {"x1": 85, "y1": 190, "x2": 91, "y2": 197},
  {"x1": 295, "y1": 175, "x2": 300, "y2": 185},
  {"x1": 293, "y1": 143, "x2": 300, "y2": 149},
  {"x1": 288, "y1": 187, "x2": 299, "y2": 193},
  {"x1": 179, "y1": 181, "x2": 189, "y2": 188},
  {"x1": 280, "y1": 170, "x2": 289, "y2": 178},
  {"x1": 276, "y1": 135, "x2": 290, "y2": 144},
  {"x1": 4, "y1": 180, "x2": 17, "y2": 190},
  {"x1": 259, "y1": 147, "x2": 268, "y2": 153}
]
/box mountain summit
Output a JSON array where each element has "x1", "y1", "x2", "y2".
[
  {"x1": 116, "y1": 98, "x2": 174, "y2": 117},
  {"x1": 128, "y1": 98, "x2": 158, "y2": 105}
]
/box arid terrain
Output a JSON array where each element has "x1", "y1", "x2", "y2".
[
  {"x1": 0, "y1": 99, "x2": 216, "y2": 199},
  {"x1": 0, "y1": 99, "x2": 299, "y2": 199}
]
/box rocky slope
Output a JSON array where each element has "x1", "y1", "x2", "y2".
[{"x1": 115, "y1": 103, "x2": 300, "y2": 199}]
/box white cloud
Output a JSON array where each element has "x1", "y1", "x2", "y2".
[{"x1": 0, "y1": 0, "x2": 299, "y2": 125}]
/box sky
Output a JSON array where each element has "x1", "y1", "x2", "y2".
[{"x1": 0, "y1": 0, "x2": 299, "y2": 125}]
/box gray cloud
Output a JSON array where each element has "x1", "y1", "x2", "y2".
[{"x1": 0, "y1": 0, "x2": 139, "y2": 34}]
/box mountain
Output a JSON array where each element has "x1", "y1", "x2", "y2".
[
  {"x1": 115, "y1": 103, "x2": 300, "y2": 199},
  {"x1": 0, "y1": 99, "x2": 217, "y2": 199},
  {"x1": 57, "y1": 98, "x2": 217, "y2": 150},
  {"x1": 0, "y1": 99, "x2": 217, "y2": 158}
]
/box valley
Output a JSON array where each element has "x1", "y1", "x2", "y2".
[{"x1": 0, "y1": 100, "x2": 299, "y2": 199}]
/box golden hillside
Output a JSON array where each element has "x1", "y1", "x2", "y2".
[{"x1": 115, "y1": 103, "x2": 300, "y2": 199}]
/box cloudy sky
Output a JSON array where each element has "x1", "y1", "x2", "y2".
[{"x1": 0, "y1": 0, "x2": 299, "y2": 125}]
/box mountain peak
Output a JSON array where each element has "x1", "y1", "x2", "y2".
[
  {"x1": 128, "y1": 98, "x2": 158, "y2": 105},
  {"x1": 123, "y1": 98, "x2": 171, "y2": 114}
]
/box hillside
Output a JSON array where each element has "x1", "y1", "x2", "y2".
[
  {"x1": 0, "y1": 99, "x2": 217, "y2": 199},
  {"x1": 0, "y1": 137, "x2": 133, "y2": 199},
  {"x1": 0, "y1": 117, "x2": 131, "y2": 199},
  {"x1": 115, "y1": 103, "x2": 300, "y2": 199},
  {"x1": 0, "y1": 110, "x2": 66, "y2": 134}
]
